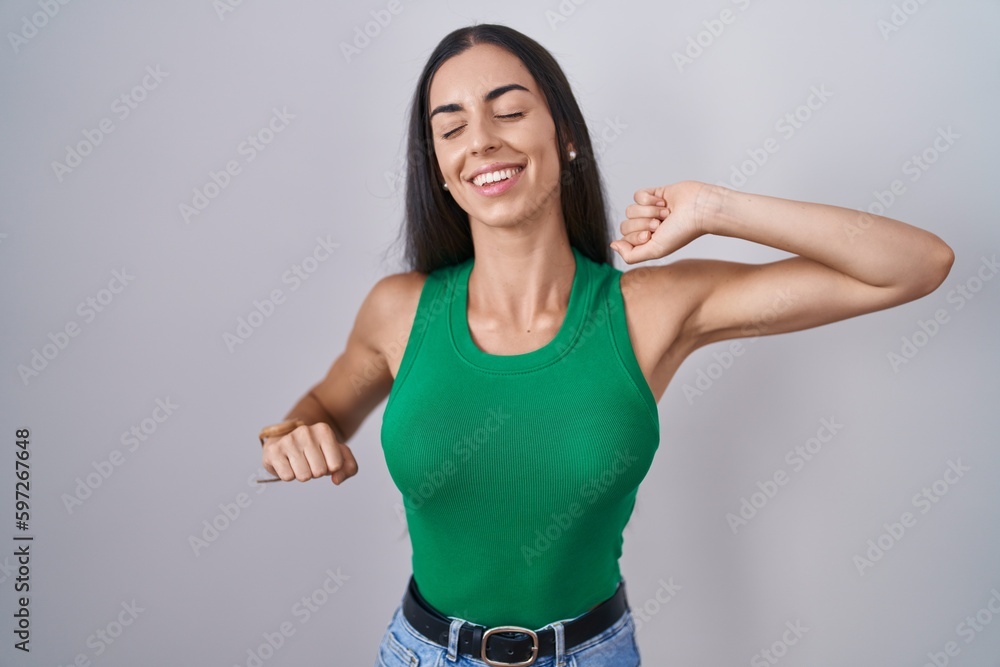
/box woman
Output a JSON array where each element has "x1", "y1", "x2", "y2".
[{"x1": 257, "y1": 24, "x2": 954, "y2": 667}]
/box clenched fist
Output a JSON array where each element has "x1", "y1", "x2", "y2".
[
  {"x1": 261, "y1": 422, "x2": 359, "y2": 485},
  {"x1": 610, "y1": 180, "x2": 719, "y2": 264}
]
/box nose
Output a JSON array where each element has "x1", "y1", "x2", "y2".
[{"x1": 465, "y1": 113, "x2": 500, "y2": 156}]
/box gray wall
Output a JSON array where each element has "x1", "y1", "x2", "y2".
[{"x1": 2, "y1": 1, "x2": 998, "y2": 665}]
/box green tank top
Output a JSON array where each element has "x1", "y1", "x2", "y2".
[{"x1": 380, "y1": 244, "x2": 660, "y2": 629}]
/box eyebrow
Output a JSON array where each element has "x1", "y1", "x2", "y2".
[{"x1": 430, "y1": 83, "x2": 531, "y2": 119}]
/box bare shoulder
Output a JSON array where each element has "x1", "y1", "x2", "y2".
[
  {"x1": 366, "y1": 270, "x2": 428, "y2": 314},
  {"x1": 617, "y1": 259, "x2": 718, "y2": 402},
  {"x1": 358, "y1": 270, "x2": 428, "y2": 379},
  {"x1": 305, "y1": 270, "x2": 427, "y2": 442}
]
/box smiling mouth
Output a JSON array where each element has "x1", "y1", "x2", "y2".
[{"x1": 470, "y1": 165, "x2": 525, "y2": 187}]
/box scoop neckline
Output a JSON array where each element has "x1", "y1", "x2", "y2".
[{"x1": 450, "y1": 245, "x2": 588, "y2": 372}]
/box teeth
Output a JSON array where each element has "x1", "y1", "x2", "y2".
[{"x1": 473, "y1": 166, "x2": 523, "y2": 187}]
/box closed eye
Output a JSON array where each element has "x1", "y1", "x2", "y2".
[{"x1": 441, "y1": 112, "x2": 525, "y2": 139}]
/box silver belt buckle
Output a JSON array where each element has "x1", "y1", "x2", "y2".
[{"x1": 480, "y1": 625, "x2": 539, "y2": 667}]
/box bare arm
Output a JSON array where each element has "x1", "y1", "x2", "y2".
[
  {"x1": 612, "y1": 181, "x2": 956, "y2": 351},
  {"x1": 261, "y1": 272, "x2": 422, "y2": 482}
]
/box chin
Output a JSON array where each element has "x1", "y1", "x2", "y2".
[
  {"x1": 473, "y1": 211, "x2": 524, "y2": 229},
  {"x1": 464, "y1": 182, "x2": 557, "y2": 226}
]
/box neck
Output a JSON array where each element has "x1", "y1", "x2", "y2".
[{"x1": 465, "y1": 205, "x2": 575, "y2": 331}]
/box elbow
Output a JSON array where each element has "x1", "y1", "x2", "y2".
[
  {"x1": 912, "y1": 238, "x2": 956, "y2": 298},
  {"x1": 928, "y1": 238, "x2": 956, "y2": 294}
]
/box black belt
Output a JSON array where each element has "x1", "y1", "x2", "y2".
[{"x1": 400, "y1": 575, "x2": 629, "y2": 667}]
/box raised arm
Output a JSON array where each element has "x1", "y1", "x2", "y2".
[{"x1": 611, "y1": 180, "x2": 955, "y2": 351}]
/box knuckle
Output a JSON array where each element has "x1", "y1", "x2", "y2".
[
  {"x1": 310, "y1": 422, "x2": 335, "y2": 441},
  {"x1": 313, "y1": 421, "x2": 333, "y2": 434}
]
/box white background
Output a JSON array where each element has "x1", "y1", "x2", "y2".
[{"x1": 2, "y1": 1, "x2": 998, "y2": 665}]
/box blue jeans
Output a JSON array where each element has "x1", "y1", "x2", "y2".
[{"x1": 374, "y1": 592, "x2": 641, "y2": 667}]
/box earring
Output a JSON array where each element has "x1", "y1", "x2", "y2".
[
  {"x1": 568, "y1": 149, "x2": 577, "y2": 161},
  {"x1": 442, "y1": 182, "x2": 449, "y2": 191}
]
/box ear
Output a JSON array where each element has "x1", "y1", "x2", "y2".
[
  {"x1": 564, "y1": 140, "x2": 577, "y2": 163},
  {"x1": 559, "y1": 126, "x2": 576, "y2": 159}
]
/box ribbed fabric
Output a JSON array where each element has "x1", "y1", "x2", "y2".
[{"x1": 380, "y1": 245, "x2": 660, "y2": 629}]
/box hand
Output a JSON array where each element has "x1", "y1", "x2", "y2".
[
  {"x1": 261, "y1": 422, "x2": 359, "y2": 485},
  {"x1": 610, "y1": 180, "x2": 716, "y2": 264}
]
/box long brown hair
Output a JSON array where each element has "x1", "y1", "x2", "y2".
[{"x1": 397, "y1": 23, "x2": 614, "y2": 274}]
